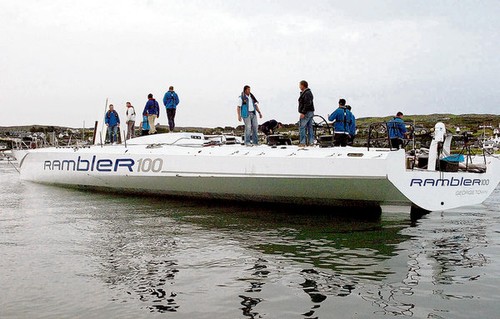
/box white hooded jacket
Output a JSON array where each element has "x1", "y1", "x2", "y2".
[{"x1": 126, "y1": 106, "x2": 136, "y2": 122}]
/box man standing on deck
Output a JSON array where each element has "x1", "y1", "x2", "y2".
[
  {"x1": 105, "y1": 104, "x2": 120, "y2": 144},
  {"x1": 237, "y1": 85, "x2": 263, "y2": 146},
  {"x1": 163, "y1": 86, "x2": 180, "y2": 132},
  {"x1": 143, "y1": 93, "x2": 159, "y2": 134},
  {"x1": 328, "y1": 99, "x2": 354, "y2": 147},
  {"x1": 298, "y1": 80, "x2": 315, "y2": 147},
  {"x1": 346, "y1": 105, "x2": 356, "y2": 145},
  {"x1": 125, "y1": 102, "x2": 136, "y2": 140},
  {"x1": 387, "y1": 112, "x2": 407, "y2": 149}
]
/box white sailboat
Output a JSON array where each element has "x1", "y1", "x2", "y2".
[{"x1": 13, "y1": 123, "x2": 500, "y2": 213}]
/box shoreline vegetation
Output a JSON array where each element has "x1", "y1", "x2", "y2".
[
  {"x1": 1, "y1": 113, "x2": 499, "y2": 149},
  {"x1": 2, "y1": 113, "x2": 499, "y2": 133}
]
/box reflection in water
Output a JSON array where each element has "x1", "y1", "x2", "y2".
[
  {"x1": 357, "y1": 208, "x2": 494, "y2": 317},
  {"x1": 89, "y1": 199, "x2": 414, "y2": 315},
  {"x1": 127, "y1": 201, "x2": 413, "y2": 315},
  {"x1": 172, "y1": 202, "x2": 494, "y2": 318},
  {"x1": 181, "y1": 204, "x2": 411, "y2": 278},
  {"x1": 100, "y1": 240, "x2": 181, "y2": 313},
  {"x1": 87, "y1": 202, "x2": 184, "y2": 313},
  {"x1": 239, "y1": 258, "x2": 267, "y2": 318}
]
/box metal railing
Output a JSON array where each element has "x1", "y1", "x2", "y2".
[{"x1": 367, "y1": 122, "x2": 415, "y2": 151}]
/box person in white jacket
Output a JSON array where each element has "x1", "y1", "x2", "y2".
[{"x1": 125, "y1": 102, "x2": 136, "y2": 140}]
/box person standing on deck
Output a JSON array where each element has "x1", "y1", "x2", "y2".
[
  {"x1": 143, "y1": 93, "x2": 159, "y2": 134},
  {"x1": 387, "y1": 112, "x2": 407, "y2": 149},
  {"x1": 328, "y1": 99, "x2": 354, "y2": 147},
  {"x1": 346, "y1": 105, "x2": 356, "y2": 145},
  {"x1": 163, "y1": 86, "x2": 180, "y2": 132},
  {"x1": 298, "y1": 80, "x2": 315, "y2": 147},
  {"x1": 140, "y1": 115, "x2": 150, "y2": 136},
  {"x1": 125, "y1": 102, "x2": 136, "y2": 140},
  {"x1": 105, "y1": 104, "x2": 120, "y2": 144},
  {"x1": 237, "y1": 85, "x2": 263, "y2": 146}
]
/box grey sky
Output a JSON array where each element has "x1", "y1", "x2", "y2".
[{"x1": 1, "y1": 0, "x2": 498, "y2": 128}]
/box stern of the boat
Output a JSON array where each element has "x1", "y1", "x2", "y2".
[{"x1": 388, "y1": 154, "x2": 500, "y2": 212}]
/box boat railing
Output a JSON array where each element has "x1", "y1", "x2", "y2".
[
  {"x1": 367, "y1": 122, "x2": 415, "y2": 151},
  {"x1": 312, "y1": 115, "x2": 332, "y2": 137},
  {"x1": 366, "y1": 123, "x2": 490, "y2": 173}
]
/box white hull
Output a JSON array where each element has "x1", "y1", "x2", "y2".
[{"x1": 15, "y1": 133, "x2": 500, "y2": 212}]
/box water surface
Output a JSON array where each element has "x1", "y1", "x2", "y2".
[{"x1": 1, "y1": 162, "x2": 499, "y2": 318}]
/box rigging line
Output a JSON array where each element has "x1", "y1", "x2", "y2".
[{"x1": 8, "y1": 158, "x2": 20, "y2": 174}]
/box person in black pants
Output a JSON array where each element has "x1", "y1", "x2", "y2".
[
  {"x1": 260, "y1": 119, "x2": 283, "y2": 136},
  {"x1": 328, "y1": 99, "x2": 354, "y2": 147},
  {"x1": 163, "y1": 86, "x2": 180, "y2": 132}
]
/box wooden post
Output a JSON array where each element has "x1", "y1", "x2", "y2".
[{"x1": 92, "y1": 120, "x2": 98, "y2": 145}]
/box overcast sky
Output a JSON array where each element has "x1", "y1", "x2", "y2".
[{"x1": 1, "y1": 0, "x2": 498, "y2": 128}]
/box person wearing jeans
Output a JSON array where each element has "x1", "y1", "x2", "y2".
[
  {"x1": 298, "y1": 80, "x2": 315, "y2": 146},
  {"x1": 163, "y1": 86, "x2": 180, "y2": 132},
  {"x1": 299, "y1": 111, "x2": 315, "y2": 146},
  {"x1": 104, "y1": 104, "x2": 120, "y2": 144},
  {"x1": 243, "y1": 112, "x2": 260, "y2": 145},
  {"x1": 237, "y1": 85, "x2": 262, "y2": 146},
  {"x1": 108, "y1": 125, "x2": 118, "y2": 144}
]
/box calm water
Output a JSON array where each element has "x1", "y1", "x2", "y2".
[{"x1": 1, "y1": 162, "x2": 499, "y2": 319}]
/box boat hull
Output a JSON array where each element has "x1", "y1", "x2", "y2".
[
  {"x1": 15, "y1": 133, "x2": 500, "y2": 212},
  {"x1": 42, "y1": 175, "x2": 409, "y2": 209}
]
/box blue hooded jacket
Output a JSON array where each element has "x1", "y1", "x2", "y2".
[
  {"x1": 239, "y1": 93, "x2": 258, "y2": 118},
  {"x1": 163, "y1": 91, "x2": 180, "y2": 109},
  {"x1": 387, "y1": 117, "x2": 407, "y2": 139},
  {"x1": 141, "y1": 115, "x2": 150, "y2": 131},
  {"x1": 105, "y1": 110, "x2": 120, "y2": 127},
  {"x1": 143, "y1": 99, "x2": 160, "y2": 117},
  {"x1": 349, "y1": 114, "x2": 356, "y2": 136},
  {"x1": 328, "y1": 107, "x2": 354, "y2": 134}
]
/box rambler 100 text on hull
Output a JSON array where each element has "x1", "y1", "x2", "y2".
[{"x1": 14, "y1": 123, "x2": 500, "y2": 213}]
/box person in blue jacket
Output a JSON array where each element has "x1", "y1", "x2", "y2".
[
  {"x1": 163, "y1": 86, "x2": 180, "y2": 132},
  {"x1": 237, "y1": 85, "x2": 263, "y2": 146},
  {"x1": 143, "y1": 93, "x2": 159, "y2": 134},
  {"x1": 387, "y1": 112, "x2": 407, "y2": 149},
  {"x1": 346, "y1": 105, "x2": 356, "y2": 145},
  {"x1": 328, "y1": 99, "x2": 354, "y2": 147},
  {"x1": 104, "y1": 104, "x2": 120, "y2": 144},
  {"x1": 140, "y1": 115, "x2": 150, "y2": 136}
]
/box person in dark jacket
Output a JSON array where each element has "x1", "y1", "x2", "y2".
[
  {"x1": 104, "y1": 104, "x2": 120, "y2": 144},
  {"x1": 387, "y1": 112, "x2": 407, "y2": 149},
  {"x1": 163, "y1": 86, "x2": 180, "y2": 132},
  {"x1": 260, "y1": 119, "x2": 283, "y2": 136},
  {"x1": 328, "y1": 99, "x2": 354, "y2": 147},
  {"x1": 143, "y1": 93, "x2": 160, "y2": 134},
  {"x1": 298, "y1": 80, "x2": 315, "y2": 146}
]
